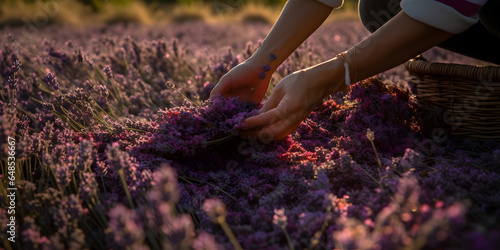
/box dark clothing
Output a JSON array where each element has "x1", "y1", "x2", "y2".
[{"x1": 358, "y1": 0, "x2": 500, "y2": 64}]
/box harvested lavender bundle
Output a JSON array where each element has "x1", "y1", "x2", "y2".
[{"x1": 134, "y1": 95, "x2": 259, "y2": 157}]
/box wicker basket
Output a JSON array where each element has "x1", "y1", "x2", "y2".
[{"x1": 404, "y1": 56, "x2": 500, "y2": 141}]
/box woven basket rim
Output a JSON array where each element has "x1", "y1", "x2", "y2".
[
  {"x1": 404, "y1": 56, "x2": 500, "y2": 82},
  {"x1": 404, "y1": 56, "x2": 500, "y2": 141}
]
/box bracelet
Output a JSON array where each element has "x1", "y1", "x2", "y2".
[{"x1": 338, "y1": 52, "x2": 351, "y2": 86}]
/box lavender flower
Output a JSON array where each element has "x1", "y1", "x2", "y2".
[
  {"x1": 106, "y1": 142, "x2": 138, "y2": 181},
  {"x1": 12, "y1": 59, "x2": 22, "y2": 73},
  {"x1": 192, "y1": 231, "x2": 220, "y2": 250},
  {"x1": 54, "y1": 163, "x2": 72, "y2": 187},
  {"x1": 272, "y1": 208, "x2": 287, "y2": 228},
  {"x1": 161, "y1": 214, "x2": 195, "y2": 249},
  {"x1": 75, "y1": 140, "x2": 94, "y2": 172},
  {"x1": 107, "y1": 204, "x2": 145, "y2": 248},
  {"x1": 7, "y1": 76, "x2": 18, "y2": 89},
  {"x1": 80, "y1": 172, "x2": 97, "y2": 201},
  {"x1": 67, "y1": 194, "x2": 87, "y2": 218},
  {"x1": 150, "y1": 163, "x2": 179, "y2": 204},
  {"x1": 43, "y1": 72, "x2": 59, "y2": 90},
  {"x1": 202, "y1": 198, "x2": 227, "y2": 223},
  {"x1": 103, "y1": 65, "x2": 113, "y2": 79},
  {"x1": 22, "y1": 217, "x2": 52, "y2": 249},
  {"x1": 262, "y1": 64, "x2": 272, "y2": 72}
]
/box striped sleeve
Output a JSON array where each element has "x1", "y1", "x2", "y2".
[
  {"x1": 401, "y1": 0, "x2": 488, "y2": 33},
  {"x1": 315, "y1": 0, "x2": 343, "y2": 9}
]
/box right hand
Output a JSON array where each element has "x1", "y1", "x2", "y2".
[
  {"x1": 209, "y1": 59, "x2": 272, "y2": 104},
  {"x1": 241, "y1": 69, "x2": 333, "y2": 140}
]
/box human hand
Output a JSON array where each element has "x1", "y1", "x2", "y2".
[
  {"x1": 241, "y1": 70, "x2": 335, "y2": 140},
  {"x1": 209, "y1": 59, "x2": 272, "y2": 104}
]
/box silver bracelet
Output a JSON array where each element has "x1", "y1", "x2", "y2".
[{"x1": 338, "y1": 52, "x2": 351, "y2": 86}]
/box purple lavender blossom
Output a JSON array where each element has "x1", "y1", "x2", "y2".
[
  {"x1": 54, "y1": 163, "x2": 72, "y2": 187},
  {"x1": 103, "y1": 65, "x2": 113, "y2": 79},
  {"x1": 192, "y1": 231, "x2": 221, "y2": 250},
  {"x1": 7, "y1": 76, "x2": 18, "y2": 89},
  {"x1": 75, "y1": 140, "x2": 94, "y2": 172},
  {"x1": 12, "y1": 59, "x2": 22, "y2": 73},
  {"x1": 80, "y1": 172, "x2": 97, "y2": 201},
  {"x1": 262, "y1": 64, "x2": 272, "y2": 72},
  {"x1": 161, "y1": 214, "x2": 195, "y2": 249},
  {"x1": 272, "y1": 208, "x2": 287, "y2": 228},
  {"x1": 107, "y1": 204, "x2": 146, "y2": 249},
  {"x1": 202, "y1": 198, "x2": 227, "y2": 223},
  {"x1": 43, "y1": 72, "x2": 59, "y2": 90},
  {"x1": 22, "y1": 217, "x2": 52, "y2": 249},
  {"x1": 150, "y1": 163, "x2": 179, "y2": 204}
]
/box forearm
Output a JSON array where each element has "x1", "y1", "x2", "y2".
[
  {"x1": 307, "y1": 11, "x2": 454, "y2": 96},
  {"x1": 346, "y1": 11, "x2": 453, "y2": 81},
  {"x1": 249, "y1": 0, "x2": 334, "y2": 70}
]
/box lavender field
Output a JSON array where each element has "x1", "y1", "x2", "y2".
[{"x1": 1, "y1": 20, "x2": 500, "y2": 249}]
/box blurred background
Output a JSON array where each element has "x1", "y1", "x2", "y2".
[{"x1": 0, "y1": 0, "x2": 359, "y2": 27}]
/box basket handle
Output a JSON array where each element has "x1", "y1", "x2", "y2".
[{"x1": 404, "y1": 56, "x2": 500, "y2": 82}]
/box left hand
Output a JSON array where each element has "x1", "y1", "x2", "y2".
[{"x1": 209, "y1": 58, "x2": 272, "y2": 103}]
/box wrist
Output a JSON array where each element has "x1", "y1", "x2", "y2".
[
  {"x1": 249, "y1": 53, "x2": 278, "y2": 71},
  {"x1": 248, "y1": 43, "x2": 285, "y2": 72},
  {"x1": 303, "y1": 56, "x2": 348, "y2": 97},
  {"x1": 245, "y1": 51, "x2": 280, "y2": 82}
]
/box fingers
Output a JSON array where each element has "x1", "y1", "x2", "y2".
[
  {"x1": 262, "y1": 120, "x2": 299, "y2": 140},
  {"x1": 244, "y1": 108, "x2": 283, "y2": 130},
  {"x1": 210, "y1": 74, "x2": 255, "y2": 101},
  {"x1": 241, "y1": 116, "x2": 299, "y2": 141},
  {"x1": 242, "y1": 98, "x2": 300, "y2": 140},
  {"x1": 242, "y1": 87, "x2": 284, "y2": 129},
  {"x1": 260, "y1": 89, "x2": 283, "y2": 113},
  {"x1": 209, "y1": 79, "x2": 227, "y2": 100}
]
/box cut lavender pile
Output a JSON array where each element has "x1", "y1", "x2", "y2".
[{"x1": 133, "y1": 95, "x2": 259, "y2": 157}]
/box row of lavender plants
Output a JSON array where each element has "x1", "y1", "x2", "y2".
[{"x1": 1, "y1": 21, "x2": 499, "y2": 249}]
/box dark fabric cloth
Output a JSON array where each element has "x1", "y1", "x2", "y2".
[{"x1": 358, "y1": 0, "x2": 500, "y2": 64}]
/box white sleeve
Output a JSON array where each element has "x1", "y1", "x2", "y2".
[
  {"x1": 401, "y1": 0, "x2": 481, "y2": 34},
  {"x1": 315, "y1": 0, "x2": 344, "y2": 9}
]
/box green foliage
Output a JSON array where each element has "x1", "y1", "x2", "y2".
[
  {"x1": 77, "y1": 0, "x2": 135, "y2": 12},
  {"x1": 76, "y1": 0, "x2": 102, "y2": 11},
  {"x1": 343, "y1": 0, "x2": 357, "y2": 10},
  {"x1": 149, "y1": 0, "x2": 286, "y2": 6},
  {"x1": 5, "y1": 0, "x2": 358, "y2": 12}
]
